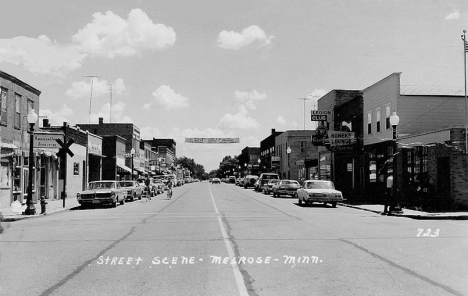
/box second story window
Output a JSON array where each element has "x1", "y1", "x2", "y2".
[
  {"x1": 376, "y1": 107, "x2": 381, "y2": 133},
  {"x1": 367, "y1": 111, "x2": 372, "y2": 135},
  {"x1": 15, "y1": 93, "x2": 21, "y2": 128},
  {"x1": 385, "y1": 105, "x2": 391, "y2": 129},
  {"x1": 0, "y1": 88, "x2": 7, "y2": 125}
]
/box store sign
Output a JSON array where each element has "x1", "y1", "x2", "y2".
[
  {"x1": 33, "y1": 132, "x2": 63, "y2": 149},
  {"x1": 311, "y1": 110, "x2": 332, "y2": 121},
  {"x1": 328, "y1": 131, "x2": 355, "y2": 146}
]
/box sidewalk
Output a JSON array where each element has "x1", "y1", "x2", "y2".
[
  {"x1": 1, "y1": 198, "x2": 80, "y2": 222},
  {"x1": 339, "y1": 203, "x2": 468, "y2": 220}
]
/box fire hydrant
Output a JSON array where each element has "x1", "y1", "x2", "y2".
[{"x1": 40, "y1": 197, "x2": 48, "y2": 215}]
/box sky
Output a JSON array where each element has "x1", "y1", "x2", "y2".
[{"x1": 1, "y1": 0, "x2": 468, "y2": 172}]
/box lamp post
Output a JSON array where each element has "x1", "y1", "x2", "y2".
[
  {"x1": 286, "y1": 147, "x2": 291, "y2": 179},
  {"x1": 389, "y1": 112, "x2": 401, "y2": 213},
  {"x1": 130, "y1": 148, "x2": 135, "y2": 180},
  {"x1": 24, "y1": 109, "x2": 38, "y2": 215}
]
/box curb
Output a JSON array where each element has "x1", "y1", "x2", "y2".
[
  {"x1": 1, "y1": 207, "x2": 76, "y2": 222},
  {"x1": 339, "y1": 203, "x2": 468, "y2": 220}
]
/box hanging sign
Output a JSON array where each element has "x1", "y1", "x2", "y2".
[{"x1": 328, "y1": 131, "x2": 355, "y2": 146}]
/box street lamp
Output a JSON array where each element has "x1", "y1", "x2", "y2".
[
  {"x1": 24, "y1": 109, "x2": 38, "y2": 215},
  {"x1": 287, "y1": 147, "x2": 291, "y2": 179},
  {"x1": 389, "y1": 112, "x2": 401, "y2": 213},
  {"x1": 130, "y1": 148, "x2": 135, "y2": 180}
]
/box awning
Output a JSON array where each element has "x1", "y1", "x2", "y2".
[
  {"x1": 135, "y1": 167, "x2": 145, "y2": 173},
  {"x1": 89, "y1": 151, "x2": 106, "y2": 158},
  {"x1": 0, "y1": 143, "x2": 18, "y2": 149},
  {"x1": 117, "y1": 164, "x2": 132, "y2": 173}
]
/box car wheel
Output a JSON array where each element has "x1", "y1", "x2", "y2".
[
  {"x1": 120, "y1": 197, "x2": 125, "y2": 205},
  {"x1": 331, "y1": 202, "x2": 337, "y2": 208},
  {"x1": 112, "y1": 199, "x2": 117, "y2": 208}
]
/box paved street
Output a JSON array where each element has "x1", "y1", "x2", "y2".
[{"x1": 1, "y1": 182, "x2": 467, "y2": 296}]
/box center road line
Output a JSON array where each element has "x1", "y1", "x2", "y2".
[{"x1": 209, "y1": 185, "x2": 249, "y2": 296}]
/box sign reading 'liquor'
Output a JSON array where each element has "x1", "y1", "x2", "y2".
[{"x1": 185, "y1": 138, "x2": 240, "y2": 144}]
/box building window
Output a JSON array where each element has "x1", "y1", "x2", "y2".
[
  {"x1": 74, "y1": 163, "x2": 80, "y2": 175},
  {"x1": 385, "y1": 104, "x2": 391, "y2": 129},
  {"x1": 0, "y1": 88, "x2": 7, "y2": 125},
  {"x1": 15, "y1": 94, "x2": 21, "y2": 128},
  {"x1": 367, "y1": 111, "x2": 372, "y2": 134},
  {"x1": 300, "y1": 141, "x2": 305, "y2": 153},
  {"x1": 376, "y1": 107, "x2": 381, "y2": 133}
]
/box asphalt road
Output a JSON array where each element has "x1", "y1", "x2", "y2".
[{"x1": 1, "y1": 182, "x2": 467, "y2": 296}]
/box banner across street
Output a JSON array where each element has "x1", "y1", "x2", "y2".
[{"x1": 185, "y1": 137, "x2": 240, "y2": 144}]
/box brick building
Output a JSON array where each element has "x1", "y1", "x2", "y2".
[
  {"x1": 275, "y1": 130, "x2": 317, "y2": 181},
  {"x1": 1, "y1": 71, "x2": 45, "y2": 213},
  {"x1": 142, "y1": 138, "x2": 177, "y2": 174},
  {"x1": 77, "y1": 117, "x2": 142, "y2": 178},
  {"x1": 260, "y1": 129, "x2": 283, "y2": 173}
]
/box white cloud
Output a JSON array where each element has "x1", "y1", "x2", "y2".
[
  {"x1": 72, "y1": 8, "x2": 176, "y2": 58},
  {"x1": 235, "y1": 89, "x2": 267, "y2": 110},
  {"x1": 146, "y1": 85, "x2": 189, "y2": 110},
  {"x1": 445, "y1": 11, "x2": 460, "y2": 20},
  {"x1": 219, "y1": 105, "x2": 260, "y2": 129},
  {"x1": 0, "y1": 35, "x2": 85, "y2": 76},
  {"x1": 217, "y1": 25, "x2": 274, "y2": 50},
  {"x1": 39, "y1": 104, "x2": 74, "y2": 126},
  {"x1": 89, "y1": 102, "x2": 132, "y2": 124},
  {"x1": 276, "y1": 116, "x2": 287, "y2": 126},
  {"x1": 66, "y1": 78, "x2": 127, "y2": 99}
]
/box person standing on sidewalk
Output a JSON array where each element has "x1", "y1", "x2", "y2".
[{"x1": 384, "y1": 175, "x2": 393, "y2": 214}]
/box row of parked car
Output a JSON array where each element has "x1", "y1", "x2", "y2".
[
  {"x1": 76, "y1": 177, "x2": 176, "y2": 208},
  {"x1": 233, "y1": 173, "x2": 343, "y2": 208}
]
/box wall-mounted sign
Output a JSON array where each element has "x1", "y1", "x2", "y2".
[{"x1": 33, "y1": 132, "x2": 63, "y2": 149}]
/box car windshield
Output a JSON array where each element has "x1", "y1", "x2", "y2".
[
  {"x1": 88, "y1": 182, "x2": 115, "y2": 189},
  {"x1": 269, "y1": 180, "x2": 280, "y2": 184},
  {"x1": 304, "y1": 182, "x2": 334, "y2": 189},
  {"x1": 119, "y1": 181, "x2": 134, "y2": 187},
  {"x1": 282, "y1": 180, "x2": 299, "y2": 185}
]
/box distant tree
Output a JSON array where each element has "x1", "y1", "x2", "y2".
[{"x1": 176, "y1": 156, "x2": 206, "y2": 179}]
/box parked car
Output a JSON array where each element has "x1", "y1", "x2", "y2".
[
  {"x1": 243, "y1": 175, "x2": 258, "y2": 189},
  {"x1": 152, "y1": 179, "x2": 165, "y2": 194},
  {"x1": 211, "y1": 178, "x2": 221, "y2": 184},
  {"x1": 263, "y1": 179, "x2": 280, "y2": 195},
  {"x1": 137, "y1": 177, "x2": 157, "y2": 197},
  {"x1": 255, "y1": 173, "x2": 280, "y2": 192},
  {"x1": 272, "y1": 180, "x2": 301, "y2": 197},
  {"x1": 296, "y1": 180, "x2": 343, "y2": 207},
  {"x1": 119, "y1": 180, "x2": 144, "y2": 201},
  {"x1": 228, "y1": 176, "x2": 236, "y2": 183},
  {"x1": 77, "y1": 180, "x2": 126, "y2": 208}
]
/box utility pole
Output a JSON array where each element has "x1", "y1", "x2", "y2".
[
  {"x1": 84, "y1": 75, "x2": 99, "y2": 124},
  {"x1": 109, "y1": 83, "x2": 114, "y2": 123}
]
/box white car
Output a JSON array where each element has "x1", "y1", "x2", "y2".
[
  {"x1": 296, "y1": 180, "x2": 343, "y2": 207},
  {"x1": 77, "y1": 181, "x2": 127, "y2": 208}
]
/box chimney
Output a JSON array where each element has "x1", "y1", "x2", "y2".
[
  {"x1": 43, "y1": 118, "x2": 50, "y2": 127},
  {"x1": 99, "y1": 117, "x2": 103, "y2": 125},
  {"x1": 271, "y1": 128, "x2": 276, "y2": 134}
]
